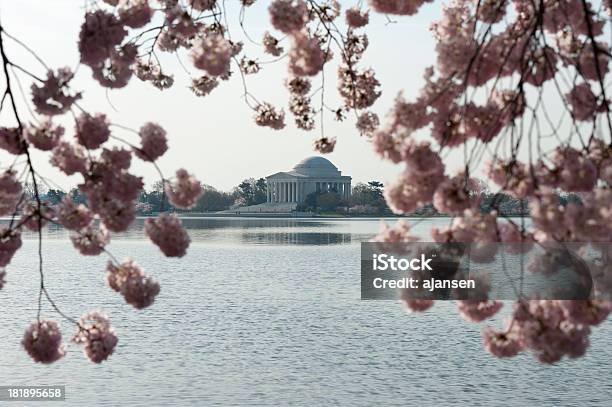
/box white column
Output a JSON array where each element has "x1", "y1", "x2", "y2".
[
  {"x1": 290, "y1": 182, "x2": 294, "y2": 202},
  {"x1": 294, "y1": 182, "x2": 297, "y2": 202}
]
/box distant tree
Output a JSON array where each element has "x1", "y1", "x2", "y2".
[
  {"x1": 236, "y1": 178, "x2": 267, "y2": 206},
  {"x1": 304, "y1": 191, "x2": 319, "y2": 211},
  {"x1": 46, "y1": 189, "x2": 66, "y2": 205},
  {"x1": 349, "y1": 181, "x2": 387, "y2": 213},
  {"x1": 317, "y1": 192, "x2": 342, "y2": 211},
  {"x1": 143, "y1": 180, "x2": 170, "y2": 212},
  {"x1": 254, "y1": 178, "x2": 268, "y2": 204},
  {"x1": 69, "y1": 188, "x2": 87, "y2": 205},
  {"x1": 195, "y1": 186, "x2": 235, "y2": 212}
]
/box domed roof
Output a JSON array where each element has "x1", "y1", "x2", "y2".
[{"x1": 293, "y1": 156, "x2": 341, "y2": 177}]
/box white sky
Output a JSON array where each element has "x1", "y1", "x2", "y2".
[
  {"x1": 0, "y1": 1, "x2": 576, "y2": 192},
  {"x1": 0, "y1": 0, "x2": 445, "y2": 191}
]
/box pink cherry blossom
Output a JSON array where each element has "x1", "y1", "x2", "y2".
[
  {"x1": 0, "y1": 127, "x2": 26, "y2": 155},
  {"x1": 57, "y1": 197, "x2": 94, "y2": 230},
  {"x1": 433, "y1": 174, "x2": 481, "y2": 215},
  {"x1": 85, "y1": 187, "x2": 137, "y2": 232},
  {"x1": 106, "y1": 259, "x2": 160, "y2": 309},
  {"x1": 254, "y1": 102, "x2": 286, "y2": 130},
  {"x1": 369, "y1": 0, "x2": 432, "y2": 16},
  {"x1": 91, "y1": 44, "x2": 137, "y2": 89},
  {"x1": 288, "y1": 32, "x2": 326, "y2": 77},
  {"x1": 0, "y1": 170, "x2": 23, "y2": 216},
  {"x1": 492, "y1": 89, "x2": 526, "y2": 125},
  {"x1": 578, "y1": 42, "x2": 610, "y2": 81},
  {"x1": 388, "y1": 93, "x2": 430, "y2": 134},
  {"x1": 0, "y1": 227, "x2": 22, "y2": 267},
  {"x1": 498, "y1": 222, "x2": 534, "y2": 254},
  {"x1": 102, "y1": 147, "x2": 132, "y2": 170},
  {"x1": 191, "y1": 34, "x2": 232, "y2": 77},
  {"x1": 559, "y1": 300, "x2": 611, "y2": 326},
  {"x1": 73, "y1": 311, "x2": 118, "y2": 363},
  {"x1": 30, "y1": 68, "x2": 81, "y2": 116},
  {"x1": 530, "y1": 190, "x2": 566, "y2": 237},
  {"x1": 371, "y1": 220, "x2": 419, "y2": 243},
  {"x1": 285, "y1": 77, "x2": 311, "y2": 95},
  {"x1": 372, "y1": 130, "x2": 402, "y2": 163},
  {"x1": 401, "y1": 140, "x2": 444, "y2": 176},
  {"x1": 21, "y1": 202, "x2": 56, "y2": 231},
  {"x1": 461, "y1": 102, "x2": 504, "y2": 143},
  {"x1": 385, "y1": 170, "x2": 443, "y2": 214},
  {"x1": 345, "y1": 7, "x2": 369, "y2": 28},
  {"x1": 50, "y1": 142, "x2": 88, "y2": 175},
  {"x1": 78, "y1": 10, "x2": 127, "y2": 67},
  {"x1": 22, "y1": 320, "x2": 66, "y2": 364},
  {"x1": 486, "y1": 159, "x2": 534, "y2": 198},
  {"x1": 551, "y1": 147, "x2": 597, "y2": 192},
  {"x1": 338, "y1": 66, "x2": 381, "y2": 109},
  {"x1": 263, "y1": 32, "x2": 283, "y2": 56},
  {"x1": 482, "y1": 326, "x2": 523, "y2": 358},
  {"x1": 565, "y1": 83, "x2": 600, "y2": 121},
  {"x1": 511, "y1": 301, "x2": 592, "y2": 363},
  {"x1": 269, "y1": 0, "x2": 308, "y2": 34},
  {"x1": 477, "y1": 0, "x2": 508, "y2": 24},
  {"x1": 401, "y1": 299, "x2": 435, "y2": 313},
  {"x1": 118, "y1": 0, "x2": 153, "y2": 28},
  {"x1": 135, "y1": 122, "x2": 168, "y2": 161},
  {"x1": 75, "y1": 113, "x2": 111, "y2": 149},
  {"x1": 71, "y1": 225, "x2": 110, "y2": 256},
  {"x1": 190, "y1": 75, "x2": 219, "y2": 97},
  {"x1": 430, "y1": 108, "x2": 470, "y2": 148},
  {"x1": 23, "y1": 119, "x2": 64, "y2": 151},
  {"x1": 525, "y1": 47, "x2": 558, "y2": 86},
  {"x1": 564, "y1": 189, "x2": 612, "y2": 242},
  {"x1": 165, "y1": 169, "x2": 203, "y2": 209},
  {"x1": 135, "y1": 60, "x2": 174, "y2": 89},
  {"x1": 356, "y1": 111, "x2": 379, "y2": 135},
  {"x1": 144, "y1": 213, "x2": 190, "y2": 257},
  {"x1": 457, "y1": 300, "x2": 503, "y2": 322},
  {"x1": 314, "y1": 137, "x2": 336, "y2": 154},
  {"x1": 81, "y1": 165, "x2": 143, "y2": 204},
  {"x1": 189, "y1": 0, "x2": 216, "y2": 11}
]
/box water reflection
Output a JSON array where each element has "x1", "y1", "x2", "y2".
[
  {"x1": 241, "y1": 231, "x2": 352, "y2": 245},
  {"x1": 2, "y1": 216, "x2": 359, "y2": 246}
]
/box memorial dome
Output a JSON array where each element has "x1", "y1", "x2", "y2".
[{"x1": 293, "y1": 156, "x2": 340, "y2": 177}]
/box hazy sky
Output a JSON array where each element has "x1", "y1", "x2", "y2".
[
  {"x1": 0, "y1": 1, "x2": 576, "y2": 194},
  {"x1": 0, "y1": 1, "x2": 450, "y2": 192}
]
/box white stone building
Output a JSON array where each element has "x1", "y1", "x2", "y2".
[{"x1": 266, "y1": 157, "x2": 352, "y2": 203}]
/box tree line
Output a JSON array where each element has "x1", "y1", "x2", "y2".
[{"x1": 35, "y1": 179, "x2": 581, "y2": 217}]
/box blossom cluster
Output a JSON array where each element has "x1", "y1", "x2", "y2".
[{"x1": 368, "y1": 0, "x2": 612, "y2": 363}]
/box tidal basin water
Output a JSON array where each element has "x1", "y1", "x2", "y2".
[{"x1": 1, "y1": 217, "x2": 611, "y2": 407}]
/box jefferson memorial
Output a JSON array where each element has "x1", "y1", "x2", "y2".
[{"x1": 266, "y1": 156, "x2": 352, "y2": 203}]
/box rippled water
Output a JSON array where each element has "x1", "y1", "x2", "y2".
[{"x1": 1, "y1": 217, "x2": 611, "y2": 406}]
